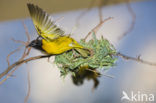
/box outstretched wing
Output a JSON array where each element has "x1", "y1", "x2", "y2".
[{"x1": 27, "y1": 3, "x2": 65, "y2": 41}]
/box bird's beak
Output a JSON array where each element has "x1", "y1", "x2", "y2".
[
  {"x1": 27, "y1": 42, "x2": 35, "y2": 47},
  {"x1": 26, "y1": 43, "x2": 31, "y2": 48}
]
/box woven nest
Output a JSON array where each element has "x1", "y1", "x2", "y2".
[{"x1": 54, "y1": 34, "x2": 117, "y2": 76}]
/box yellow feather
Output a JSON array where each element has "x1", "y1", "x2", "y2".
[
  {"x1": 42, "y1": 36, "x2": 83, "y2": 54},
  {"x1": 27, "y1": 3, "x2": 64, "y2": 41}
]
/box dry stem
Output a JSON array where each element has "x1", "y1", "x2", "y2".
[
  {"x1": 117, "y1": 52, "x2": 156, "y2": 66},
  {"x1": 84, "y1": 17, "x2": 113, "y2": 41},
  {"x1": 0, "y1": 55, "x2": 51, "y2": 80},
  {"x1": 24, "y1": 68, "x2": 31, "y2": 103},
  {"x1": 118, "y1": 0, "x2": 136, "y2": 40},
  {"x1": 6, "y1": 46, "x2": 22, "y2": 66},
  {"x1": 0, "y1": 21, "x2": 31, "y2": 83}
]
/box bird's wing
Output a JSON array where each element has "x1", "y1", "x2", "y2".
[{"x1": 27, "y1": 3, "x2": 65, "y2": 41}]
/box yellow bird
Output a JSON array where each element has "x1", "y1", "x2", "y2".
[{"x1": 27, "y1": 3, "x2": 89, "y2": 57}]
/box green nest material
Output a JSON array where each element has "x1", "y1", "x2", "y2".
[{"x1": 54, "y1": 33, "x2": 117, "y2": 76}]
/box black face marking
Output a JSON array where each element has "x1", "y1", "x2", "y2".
[{"x1": 28, "y1": 39, "x2": 44, "y2": 51}]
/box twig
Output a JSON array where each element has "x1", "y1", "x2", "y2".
[
  {"x1": 118, "y1": 0, "x2": 136, "y2": 40},
  {"x1": 24, "y1": 67, "x2": 31, "y2": 103},
  {"x1": 22, "y1": 21, "x2": 30, "y2": 42},
  {"x1": 84, "y1": 17, "x2": 113, "y2": 41},
  {"x1": 0, "y1": 55, "x2": 52, "y2": 80},
  {"x1": 117, "y1": 52, "x2": 156, "y2": 66},
  {"x1": 97, "y1": 0, "x2": 108, "y2": 23},
  {"x1": 0, "y1": 21, "x2": 31, "y2": 84},
  {"x1": 98, "y1": 6, "x2": 103, "y2": 23},
  {"x1": 0, "y1": 63, "x2": 22, "y2": 85},
  {"x1": 11, "y1": 38, "x2": 27, "y2": 46},
  {"x1": 0, "y1": 47, "x2": 30, "y2": 84},
  {"x1": 6, "y1": 46, "x2": 22, "y2": 66}
]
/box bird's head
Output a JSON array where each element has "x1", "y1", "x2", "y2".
[{"x1": 28, "y1": 39, "x2": 43, "y2": 51}]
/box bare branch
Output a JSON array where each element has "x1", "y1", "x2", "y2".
[
  {"x1": 117, "y1": 52, "x2": 156, "y2": 66},
  {"x1": 24, "y1": 68, "x2": 31, "y2": 103},
  {"x1": 11, "y1": 38, "x2": 27, "y2": 46},
  {"x1": 6, "y1": 46, "x2": 22, "y2": 66},
  {"x1": 0, "y1": 63, "x2": 22, "y2": 85},
  {"x1": 84, "y1": 17, "x2": 113, "y2": 41},
  {"x1": 0, "y1": 47, "x2": 30, "y2": 84},
  {"x1": 0, "y1": 55, "x2": 52, "y2": 80},
  {"x1": 98, "y1": 6, "x2": 103, "y2": 23},
  {"x1": 22, "y1": 21, "x2": 30, "y2": 42},
  {"x1": 118, "y1": 0, "x2": 136, "y2": 40},
  {"x1": 97, "y1": 0, "x2": 108, "y2": 23},
  {"x1": 0, "y1": 21, "x2": 32, "y2": 84}
]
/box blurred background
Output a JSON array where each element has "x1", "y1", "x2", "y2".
[
  {"x1": 0, "y1": 0, "x2": 156, "y2": 103},
  {"x1": 0, "y1": 0, "x2": 141, "y2": 21}
]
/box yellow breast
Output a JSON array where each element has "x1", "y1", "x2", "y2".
[{"x1": 41, "y1": 36, "x2": 83, "y2": 54}]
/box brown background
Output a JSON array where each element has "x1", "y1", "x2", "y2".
[{"x1": 0, "y1": 0, "x2": 141, "y2": 22}]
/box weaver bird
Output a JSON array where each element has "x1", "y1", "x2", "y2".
[{"x1": 27, "y1": 3, "x2": 89, "y2": 57}]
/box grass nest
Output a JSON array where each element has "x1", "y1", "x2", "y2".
[{"x1": 54, "y1": 33, "x2": 117, "y2": 77}]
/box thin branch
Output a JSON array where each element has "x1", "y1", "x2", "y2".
[
  {"x1": 0, "y1": 21, "x2": 32, "y2": 84},
  {"x1": 6, "y1": 46, "x2": 22, "y2": 66},
  {"x1": 98, "y1": 6, "x2": 103, "y2": 23},
  {"x1": 0, "y1": 63, "x2": 22, "y2": 85},
  {"x1": 84, "y1": 17, "x2": 113, "y2": 41},
  {"x1": 118, "y1": 0, "x2": 136, "y2": 40},
  {"x1": 0, "y1": 55, "x2": 52, "y2": 80},
  {"x1": 11, "y1": 38, "x2": 27, "y2": 46},
  {"x1": 6, "y1": 21, "x2": 31, "y2": 67},
  {"x1": 117, "y1": 52, "x2": 156, "y2": 66},
  {"x1": 97, "y1": 0, "x2": 108, "y2": 23},
  {"x1": 24, "y1": 68, "x2": 31, "y2": 103},
  {"x1": 0, "y1": 47, "x2": 30, "y2": 84},
  {"x1": 22, "y1": 21, "x2": 30, "y2": 42}
]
